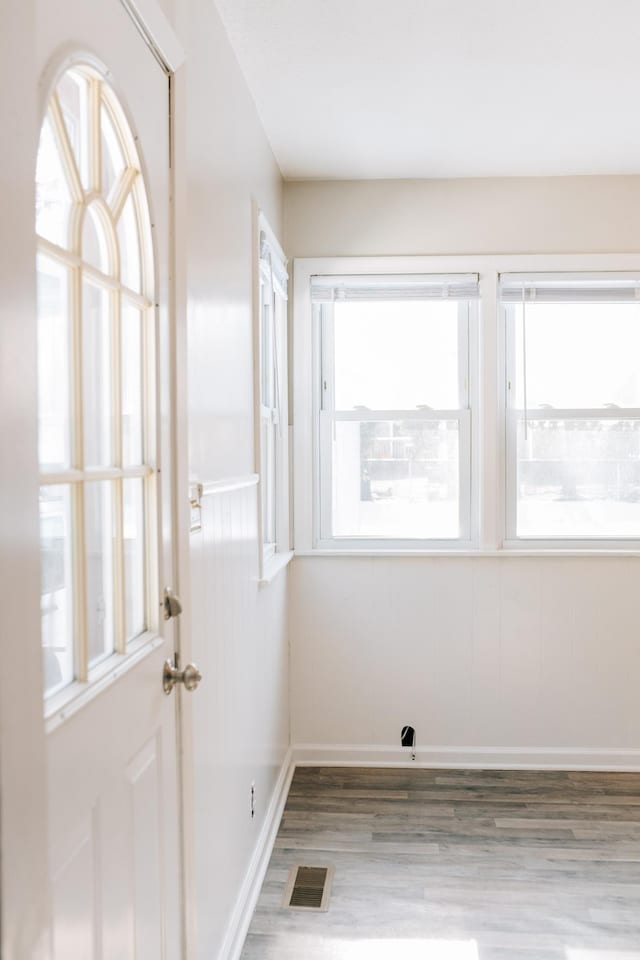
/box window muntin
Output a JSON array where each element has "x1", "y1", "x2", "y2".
[
  {"x1": 315, "y1": 276, "x2": 477, "y2": 546},
  {"x1": 36, "y1": 64, "x2": 156, "y2": 699},
  {"x1": 504, "y1": 277, "x2": 640, "y2": 541}
]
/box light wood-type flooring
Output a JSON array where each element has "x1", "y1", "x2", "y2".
[{"x1": 240, "y1": 766, "x2": 640, "y2": 960}]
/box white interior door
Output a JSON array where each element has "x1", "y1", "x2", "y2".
[{"x1": 35, "y1": 2, "x2": 183, "y2": 957}]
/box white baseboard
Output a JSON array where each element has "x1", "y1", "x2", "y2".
[
  {"x1": 291, "y1": 742, "x2": 640, "y2": 771},
  {"x1": 220, "y1": 748, "x2": 295, "y2": 960}
]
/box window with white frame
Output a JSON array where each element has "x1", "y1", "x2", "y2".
[
  {"x1": 503, "y1": 274, "x2": 640, "y2": 541},
  {"x1": 313, "y1": 274, "x2": 479, "y2": 547},
  {"x1": 257, "y1": 218, "x2": 289, "y2": 568},
  {"x1": 36, "y1": 64, "x2": 157, "y2": 698}
]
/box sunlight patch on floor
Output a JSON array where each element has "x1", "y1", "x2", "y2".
[
  {"x1": 565, "y1": 950, "x2": 640, "y2": 960},
  {"x1": 328, "y1": 939, "x2": 479, "y2": 959}
]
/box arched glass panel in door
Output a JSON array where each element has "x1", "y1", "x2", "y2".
[{"x1": 36, "y1": 63, "x2": 156, "y2": 699}]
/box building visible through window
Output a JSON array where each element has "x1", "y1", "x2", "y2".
[{"x1": 502, "y1": 275, "x2": 640, "y2": 541}]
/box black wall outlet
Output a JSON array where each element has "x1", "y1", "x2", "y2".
[{"x1": 401, "y1": 725, "x2": 416, "y2": 748}]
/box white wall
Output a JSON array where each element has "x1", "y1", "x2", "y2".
[
  {"x1": 285, "y1": 176, "x2": 640, "y2": 768},
  {"x1": 290, "y1": 556, "x2": 640, "y2": 765},
  {"x1": 182, "y1": 0, "x2": 282, "y2": 482},
  {"x1": 175, "y1": 1, "x2": 290, "y2": 957},
  {"x1": 284, "y1": 175, "x2": 640, "y2": 257}
]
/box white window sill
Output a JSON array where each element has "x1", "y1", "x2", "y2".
[
  {"x1": 294, "y1": 549, "x2": 640, "y2": 559},
  {"x1": 258, "y1": 549, "x2": 294, "y2": 585}
]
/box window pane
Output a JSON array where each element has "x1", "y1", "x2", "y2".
[
  {"x1": 333, "y1": 300, "x2": 460, "y2": 410},
  {"x1": 35, "y1": 114, "x2": 72, "y2": 247},
  {"x1": 101, "y1": 103, "x2": 126, "y2": 201},
  {"x1": 117, "y1": 190, "x2": 141, "y2": 292},
  {"x1": 83, "y1": 281, "x2": 112, "y2": 467},
  {"x1": 516, "y1": 419, "x2": 640, "y2": 537},
  {"x1": 56, "y1": 69, "x2": 89, "y2": 190},
  {"x1": 40, "y1": 485, "x2": 74, "y2": 696},
  {"x1": 261, "y1": 297, "x2": 274, "y2": 407},
  {"x1": 37, "y1": 256, "x2": 70, "y2": 470},
  {"x1": 513, "y1": 302, "x2": 640, "y2": 409},
  {"x1": 261, "y1": 418, "x2": 276, "y2": 545},
  {"x1": 122, "y1": 304, "x2": 143, "y2": 466},
  {"x1": 123, "y1": 478, "x2": 146, "y2": 641},
  {"x1": 85, "y1": 482, "x2": 115, "y2": 665},
  {"x1": 331, "y1": 419, "x2": 460, "y2": 539}
]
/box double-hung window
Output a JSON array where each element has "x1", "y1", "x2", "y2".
[
  {"x1": 503, "y1": 274, "x2": 640, "y2": 543},
  {"x1": 313, "y1": 274, "x2": 479, "y2": 548},
  {"x1": 256, "y1": 216, "x2": 289, "y2": 571}
]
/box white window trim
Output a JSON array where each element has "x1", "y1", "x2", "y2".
[
  {"x1": 254, "y1": 209, "x2": 292, "y2": 581},
  {"x1": 314, "y1": 293, "x2": 477, "y2": 550},
  {"x1": 293, "y1": 254, "x2": 640, "y2": 556},
  {"x1": 502, "y1": 274, "x2": 640, "y2": 549}
]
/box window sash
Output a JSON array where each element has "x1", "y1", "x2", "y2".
[
  {"x1": 318, "y1": 409, "x2": 471, "y2": 545},
  {"x1": 505, "y1": 416, "x2": 640, "y2": 542},
  {"x1": 259, "y1": 279, "x2": 279, "y2": 555},
  {"x1": 504, "y1": 295, "x2": 640, "y2": 542},
  {"x1": 320, "y1": 301, "x2": 471, "y2": 412},
  {"x1": 317, "y1": 297, "x2": 473, "y2": 546},
  {"x1": 256, "y1": 214, "x2": 289, "y2": 568}
]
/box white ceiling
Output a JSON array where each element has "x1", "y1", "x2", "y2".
[{"x1": 213, "y1": 0, "x2": 640, "y2": 181}]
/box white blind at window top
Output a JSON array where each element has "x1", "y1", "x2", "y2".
[
  {"x1": 311, "y1": 274, "x2": 479, "y2": 303},
  {"x1": 500, "y1": 274, "x2": 640, "y2": 303}
]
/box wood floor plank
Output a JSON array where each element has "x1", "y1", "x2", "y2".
[{"x1": 240, "y1": 767, "x2": 640, "y2": 959}]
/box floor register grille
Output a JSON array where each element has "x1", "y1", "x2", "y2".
[{"x1": 283, "y1": 865, "x2": 333, "y2": 911}]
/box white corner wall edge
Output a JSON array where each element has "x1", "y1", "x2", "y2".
[
  {"x1": 292, "y1": 744, "x2": 640, "y2": 772},
  {"x1": 221, "y1": 748, "x2": 295, "y2": 960}
]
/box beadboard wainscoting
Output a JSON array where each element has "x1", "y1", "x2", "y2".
[
  {"x1": 289, "y1": 557, "x2": 640, "y2": 769},
  {"x1": 188, "y1": 476, "x2": 290, "y2": 958}
]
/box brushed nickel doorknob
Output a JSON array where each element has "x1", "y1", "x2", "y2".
[{"x1": 163, "y1": 658, "x2": 202, "y2": 695}]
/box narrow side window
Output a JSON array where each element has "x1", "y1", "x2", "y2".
[{"x1": 256, "y1": 215, "x2": 289, "y2": 574}]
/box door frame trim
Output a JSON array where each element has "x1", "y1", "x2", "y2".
[
  {"x1": 119, "y1": 0, "x2": 185, "y2": 72},
  {"x1": 0, "y1": 2, "x2": 51, "y2": 952},
  {"x1": 114, "y1": 5, "x2": 193, "y2": 958}
]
